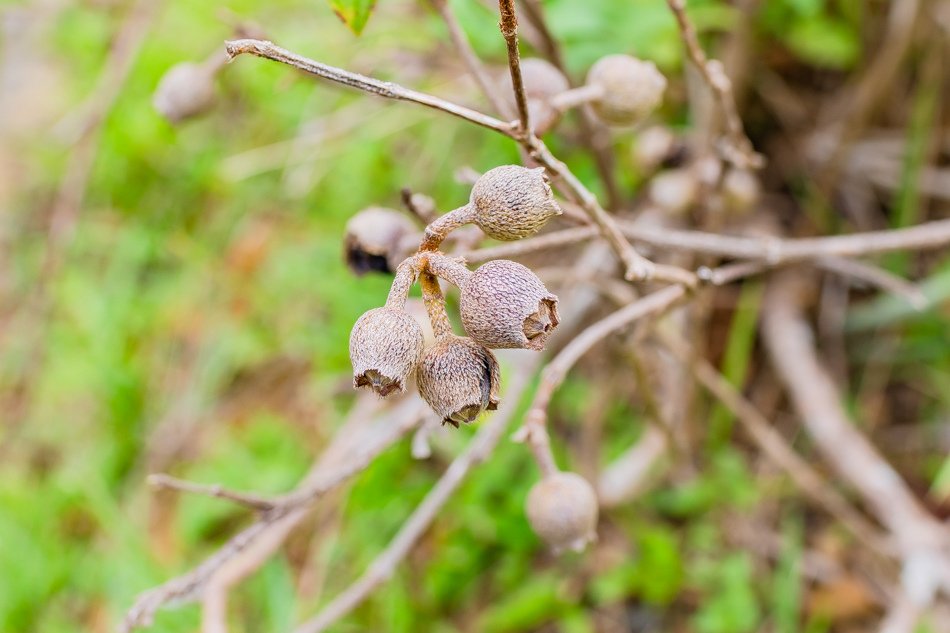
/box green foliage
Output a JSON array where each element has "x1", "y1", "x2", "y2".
[{"x1": 327, "y1": 0, "x2": 378, "y2": 34}]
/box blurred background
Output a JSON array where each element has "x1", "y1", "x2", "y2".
[{"x1": 2, "y1": 0, "x2": 949, "y2": 632}]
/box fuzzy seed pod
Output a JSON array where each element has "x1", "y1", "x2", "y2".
[
  {"x1": 153, "y1": 62, "x2": 217, "y2": 123},
  {"x1": 649, "y1": 168, "x2": 698, "y2": 215},
  {"x1": 460, "y1": 260, "x2": 559, "y2": 350},
  {"x1": 499, "y1": 58, "x2": 570, "y2": 134},
  {"x1": 586, "y1": 54, "x2": 666, "y2": 127},
  {"x1": 344, "y1": 207, "x2": 418, "y2": 275},
  {"x1": 526, "y1": 471, "x2": 599, "y2": 552},
  {"x1": 469, "y1": 165, "x2": 561, "y2": 240},
  {"x1": 350, "y1": 307, "x2": 425, "y2": 397},
  {"x1": 416, "y1": 336, "x2": 500, "y2": 427}
]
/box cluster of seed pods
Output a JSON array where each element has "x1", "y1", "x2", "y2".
[{"x1": 348, "y1": 165, "x2": 562, "y2": 426}]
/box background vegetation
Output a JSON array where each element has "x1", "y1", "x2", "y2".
[{"x1": 1, "y1": 0, "x2": 948, "y2": 632}]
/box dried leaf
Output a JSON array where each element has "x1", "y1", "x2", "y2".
[{"x1": 327, "y1": 0, "x2": 377, "y2": 35}]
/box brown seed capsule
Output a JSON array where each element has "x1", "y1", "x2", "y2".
[
  {"x1": 586, "y1": 54, "x2": 666, "y2": 127},
  {"x1": 498, "y1": 58, "x2": 570, "y2": 134},
  {"x1": 344, "y1": 207, "x2": 418, "y2": 275},
  {"x1": 649, "y1": 168, "x2": 698, "y2": 215},
  {"x1": 416, "y1": 336, "x2": 500, "y2": 427},
  {"x1": 153, "y1": 62, "x2": 217, "y2": 123},
  {"x1": 350, "y1": 307, "x2": 425, "y2": 397},
  {"x1": 460, "y1": 260, "x2": 559, "y2": 351},
  {"x1": 469, "y1": 165, "x2": 562, "y2": 241},
  {"x1": 526, "y1": 471, "x2": 599, "y2": 553},
  {"x1": 722, "y1": 168, "x2": 761, "y2": 215}
]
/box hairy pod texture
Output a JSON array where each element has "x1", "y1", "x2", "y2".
[
  {"x1": 469, "y1": 165, "x2": 562, "y2": 240},
  {"x1": 153, "y1": 62, "x2": 216, "y2": 123},
  {"x1": 500, "y1": 58, "x2": 570, "y2": 134},
  {"x1": 416, "y1": 336, "x2": 500, "y2": 427},
  {"x1": 526, "y1": 471, "x2": 599, "y2": 553},
  {"x1": 350, "y1": 307, "x2": 425, "y2": 397},
  {"x1": 460, "y1": 260, "x2": 559, "y2": 350},
  {"x1": 586, "y1": 54, "x2": 666, "y2": 127},
  {"x1": 345, "y1": 207, "x2": 418, "y2": 275}
]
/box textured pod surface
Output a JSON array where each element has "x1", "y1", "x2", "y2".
[
  {"x1": 153, "y1": 62, "x2": 216, "y2": 123},
  {"x1": 469, "y1": 165, "x2": 562, "y2": 241},
  {"x1": 586, "y1": 55, "x2": 666, "y2": 126},
  {"x1": 526, "y1": 472, "x2": 599, "y2": 553},
  {"x1": 344, "y1": 207, "x2": 418, "y2": 275},
  {"x1": 499, "y1": 58, "x2": 570, "y2": 134},
  {"x1": 416, "y1": 336, "x2": 500, "y2": 427},
  {"x1": 460, "y1": 260, "x2": 559, "y2": 350},
  {"x1": 350, "y1": 307, "x2": 425, "y2": 397}
]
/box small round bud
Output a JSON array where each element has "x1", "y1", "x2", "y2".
[
  {"x1": 633, "y1": 125, "x2": 677, "y2": 173},
  {"x1": 499, "y1": 58, "x2": 570, "y2": 134},
  {"x1": 586, "y1": 54, "x2": 666, "y2": 126},
  {"x1": 460, "y1": 260, "x2": 559, "y2": 350},
  {"x1": 648, "y1": 168, "x2": 698, "y2": 215},
  {"x1": 722, "y1": 168, "x2": 761, "y2": 215},
  {"x1": 350, "y1": 307, "x2": 425, "y2": 397},
  {"x1": 416, "y1": 336, "x2": 500, "y2": 427},
  {"x1": 469, "y1": 165, "x2": 562, "y2": 241},
  {"x1": 153, "y1": 62, "x2": 216, "y2": 123},
  {"x1": 526, "y1": 472, "x2": 599, "y2": 553},
  {"x1": 344, "y1": 207, "x2": 418, "y2": 275}
]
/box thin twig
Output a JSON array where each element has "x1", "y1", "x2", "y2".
[
  {"x1": 429, "y1": 0, "x2": 514, "y2": 120},
  {"x1": 225, "y1": 39, "x2": 513, "y2": 136},
  {"x1": 147, "y1": 474, "x2": 278, "y2": 512},
  {"x1": 815, "y1": 256, "x2": 928, "y2": 310},
  {"x1": 666, "y1": 0, "x2": 763, "y2": 169},
  {"x1": 497, "y1": 0, "x2": 531, "y2": 132},
  {"x1": 462, "y1": 218, "x2": 950, "y2": 265}
]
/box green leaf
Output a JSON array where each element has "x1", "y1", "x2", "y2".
[
  {"x1": 784, "y1": 15, "x2": 860, "y2": 69},
  {"x1": 327, "y1": 0, "x2": 377, "y2": 35}
]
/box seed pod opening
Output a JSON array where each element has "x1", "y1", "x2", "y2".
[
  {"x1": 416, "y1": 336, "x2": 500, "y2": 427},
  {"x1": 350, "y1": 307, "x2": 425, "y2": 397},
  {"x1": 469, "y1": 166, "x2": 562, "y2": 241},
  {"x1": 460, "y1": 260, "x2": 559, "y2": 350},
  {"x1": 344, "y1": 207, "x2": 418, "y2": 275},
  {"x1": 498, "y1": 58, "x2": 570, "y2": 134},
  {"x1": 526, "y1": 471, "x2": 599, "y2": 553},
  {"x1": 586, "y1": 54, "x2": 666, "y2": 127},
  {"x1": 153, "y1": 62, "x2": 217, "y2": 123}
]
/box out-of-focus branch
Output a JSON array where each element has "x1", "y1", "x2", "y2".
[
  {"x1": 666, "y1": 0, "x2": 763, "y2": 169},
  {"x1": 659, "y1": 327, "x2": 893, "y2": 557},
  {"x1": 121, "y1": 396, "x2": 427, "y2": 632},
  {"x1": 147, "y1": 474, "x2": 277, "y2": 512},
  {"x1": 763, "y1": 272, "x2": 950, "y2": 613}
]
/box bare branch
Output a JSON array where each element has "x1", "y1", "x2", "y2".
[
  {"x1": 497, "y1": 0, "x2": 532, "y2": 132},
  {"x1": 462, "y1": 218, "x2": 950, "y2": 266},
  {"x1": 658, "y1": 328, "x2": 893, "y2": 557},
  {"x1": 121, "y1": 397, "x2": 426, "y2": 632},
  {"x1": 225, "y1": 39, "x2": 514, "y2": 136},
  {"x1": 666, "y1": 0, "x2": 763, "y2": 169},
  {"x1": 429, "y1": 0, "x2": 514, "y2": 120},
  {"x1": 147, "y1": 474, "x2": 277, "y2": 512},
  {"x1": 815, "y1": 256, "x2": 927, "y2": 310}
]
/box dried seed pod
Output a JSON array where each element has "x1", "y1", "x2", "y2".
[
  {"x1": 460, "y1": 260, "x2": 559, "y2": 350},
  {"x1": 153, "y1": 62, "x2": 217, "y2": 123},
  {"x1": 722, "y1": 168, "x2": 761, "y2": 215},
  {"x1": 350, "y1": 307, "x2": 425, "y2": 397},
  {"x1": 499, "y1": 58, "x2": 570, "y2": 134},
  {"x1": 526, "y1": 471, "x2": 599, "y2": 553},
  {"x1": 586, "y1": 54, "x2": 666, "y2": 127},
  {"x1": 416, "y1": 336, "x2": 500, "y2": 427},
  {"x1": 344, "y1": 207, "x2": 418, "y2": 275},
  {"x1": 469, "y1": 165, "x2": 562, "y2": 240},
  {"x1": 648, "y1": 168, "x2": 698, "y2": 215},
  {"x1": 632, "y1": 125, "x2": 678, "y2": 173}
]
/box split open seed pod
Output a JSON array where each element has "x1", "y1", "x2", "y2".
[
  {"x1": 416, "y1": 336, "x2": 500, "y2": 427},
  {"x1": 350, "y1": 307, "x2": 425, "y2": 397}
]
